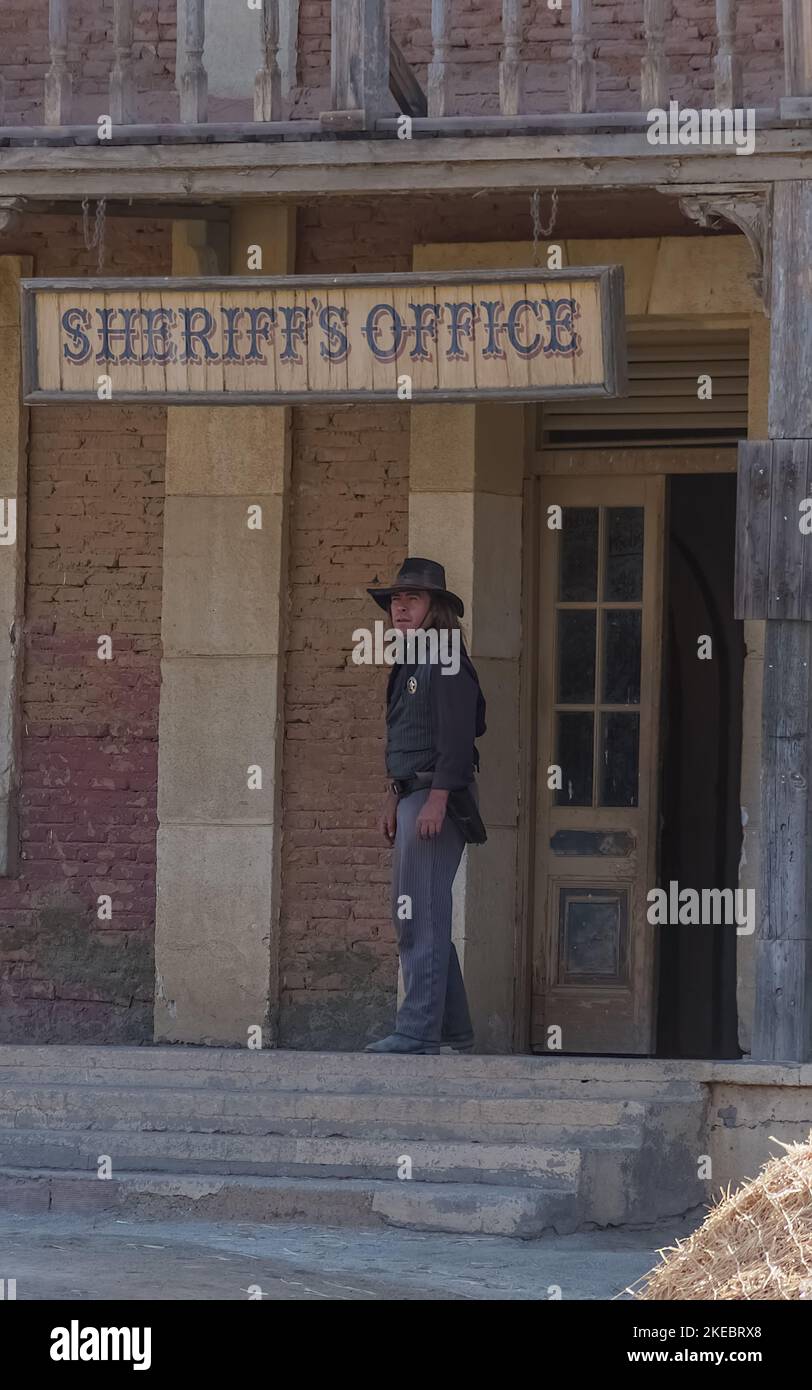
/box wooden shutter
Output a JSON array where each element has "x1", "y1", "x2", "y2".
[{"x1": 538, "y1": 330, "x2": 749, "y2": 448}]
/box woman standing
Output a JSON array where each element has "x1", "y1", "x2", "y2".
[{"x1": 364, "y1": 558, "x2": 487, "y2": 1055}]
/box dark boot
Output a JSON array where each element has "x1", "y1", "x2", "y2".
[
  {"x1": 364, "y1": 1032, "x2": 440, "y2": 1055},
  {"x1": 441, "y1": 1033, "x2": 474, "y2": 1053}
]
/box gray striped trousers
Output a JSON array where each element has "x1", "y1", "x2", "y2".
[{"x1": 390, "y1": 787, "x2": 474, "y2": 1045}]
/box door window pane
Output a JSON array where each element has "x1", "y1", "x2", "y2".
[
  {"x1": 555, "y1": 712, "x2": 594, "y2": 806},
  {"x1": 557, "y1": 610, "x2": 596, "y2": 705},
  {"x1": 605, "y1": 507, "x2": 644, "y2": 601},
  {"x1": 602, "y1": 610, "x2": 642, "y2": 705},
  {"x1": 559, "y1": 508, "x2": 598, "y2": 601},
  {"x1": 600, "y1": 712, "x2": 640, "y2": 807}
]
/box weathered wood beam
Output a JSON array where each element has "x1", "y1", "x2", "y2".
[
  {"x1": 328, "y1": 0, "x2": 390, "y2": 124},
  {"x1": 500, "y1": 0, "x2": 524, "y2": 117},
  {"x1": 745, "y1": 179, "x2": 812, "y2": 1063},
  {"x1": 784, "y1": 0, "x2": 812, "y2": 96},
  {"x1": 45, "y1": 0, "x2": 71, "y2": 127},
  {"x1": 0, "y1": 125, "x2": 802, "y2": 202},
  {"x1": 255, "y1": 0, "x2": 283, "y2": 122},
  {"x1": 389, "y1": 34, "x2": 427, "y2": 118},
  {"x1": 714, "y1": 0, "x2": 741, "y2": 109},
  {"x1": 110, "y1": 0, "x2": 136, "y2": 125},
  {"x1": 769, "y1": 182, "x2": 812, "y2": 437},
  {"x1": 570, "y1": 0, "x2": 596, "y2": 116},
  {"x1": 178, "y1": 0, "x2": 207, "y2": 125},
  {"x1": 428, "y1": 0, "x2": 450, "y2": 118},
  {"x1": 641, "y1": 0, "x2": 669, "y2": 111}
]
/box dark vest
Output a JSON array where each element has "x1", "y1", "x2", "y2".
[{"x1": 386, "y1": 662, "x2": 434, "y2": 778}]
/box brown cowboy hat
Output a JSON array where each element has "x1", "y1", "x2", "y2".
[{"x1": 367, "y1": 557, "x2": 464, "y2": 618}]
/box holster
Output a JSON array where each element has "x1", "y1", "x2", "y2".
[{"x1": 446, "y1": 787, "x2": 488, "y2": 846}]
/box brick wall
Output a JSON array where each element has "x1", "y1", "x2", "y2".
[
  {"x1": 0, "y1": 1, "x2": 177, "y2": 125},
  {"x1": 0, "y1": 214, "x2": 170, "y2": 1042}
]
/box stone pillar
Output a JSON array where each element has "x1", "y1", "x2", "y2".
[
  {"x1": 0, "y1": 256, "x2": 31, "y2": 878},
  {"x1": 737, "y1": 181, "x2": 812, "y2": 1062},
  {"x1": 154, "y1": 205, "x2": 295, "y2": 1045},
  {"x1": 409, "y1": 403, "x2": 525, "y2": 1052}
]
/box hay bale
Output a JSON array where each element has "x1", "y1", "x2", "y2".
[{"x1": 632, "y1": 1138, "x2": 812, "y2": 1300}]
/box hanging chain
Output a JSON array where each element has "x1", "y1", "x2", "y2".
[
  {"x1": 530, "y1": 187, "x2": 559, "y2": 266},
  {"x1": 81, "y1": 195, "x2": 107, "y2": 274}
]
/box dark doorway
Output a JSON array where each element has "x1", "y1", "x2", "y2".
[{"x1": 656, "y1": 473, "x2": 743, "y2": 1059}]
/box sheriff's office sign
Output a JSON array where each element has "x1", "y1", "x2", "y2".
[{"x1": 21, "y1": 268, "x2": 627, "y2": 406}]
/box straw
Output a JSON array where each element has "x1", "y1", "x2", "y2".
[{"x1": 628, "y1": 1136, "x2": 812, "y2": 1300}]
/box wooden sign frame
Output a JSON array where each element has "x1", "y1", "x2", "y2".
[{"x1": 21, "y1": 268, "x2": 627, "y2": 406}]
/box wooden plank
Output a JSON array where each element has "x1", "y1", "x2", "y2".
[
  {"x1": 110, "y1": 0, "x2": 136, "y2": 125},
  {"x1": 569, "y1": 0, "x2": 596, "y2": 115},
  {"x1": 641, "y1": 0, "x2": 669, "y2": 112},
  {"x1": 255, "y1": 0, "x2": 283, "y2": 123},
  {"x1": 44, "y1": 0, "x2": 71, "y2": 127},
  {"x1": 329, "y1": 0, "x2": 390, "y2": 122},
  {"x1": 784, "y1": 0, "x2": 812, "y2": 97},
  {"x1": 437, "y1": 280, "x2": 474, "y2": 393},
  {"x1": 714, "y1": 0, "x2": 741, "y2": 109},
  {"x1": 758, "y1": 618, "x2": 812, "y2": 949},
  {"x1": 771, "y1": 437, "x2": 812, "y2": 617},
  {"x1": 219, "y1": 289, "x2": 248, "y2": 396},
  {"x1": 178, "y1": 0, "x2": 208, "y2": 125},
  {"x1": 734, "y1": 440, "x2": 773, "y2": 619},
  {"x1": 325, "y1": 284, "x2": 349, "y2": 396},
  {"x1": 0, "y1": 128, "x2": 800, "y2": 206},
  {"x1": 769, "y1": 182, "x2": 812, "y2": 438},
  {"x1": 428, "y1": 0, "x2": 451, "y2": 119},
  {"x1": 389, "y1": 34, "x2": 427, "y2": 118},
  {"x1": 499, "y1": 0, "x2": 524, "y2": 118},
  {"x1": 35, "y1": 291, "x2": 63, "y2": 393},
  {"x1": 753, "y1": 939, "x2": 812, "y2": 1062}
]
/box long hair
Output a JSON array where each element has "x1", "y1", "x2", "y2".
[{"x1": 425, "y1": 595, "x2": 462, "y2": 634}]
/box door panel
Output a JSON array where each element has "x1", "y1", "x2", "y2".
[{"x1": 531, "y1": 475, "x2": 665, "y2": 1054}]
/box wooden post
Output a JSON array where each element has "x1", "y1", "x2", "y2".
[
  {"x1": 569, "y1": 0, "x2": 596, "y2": 115},
  {"x1": 499, "y1": 0, "x2": 523, "y2": 117},
  {"x1": 329, "y1": 0, "x2": 390, "y2": 124},
  {"x1": 428, "y1": 0, "x2": 450, "y2": 119},
  {"x1": 44, "y1": 0, "x2": 71, "y2": 126},
  {"x1": 178, "y1": 0, "x2": 207, "y2": 124},
  {"x1": 641, "y1": 0, "x2": 669, "y2": 111},
  {"x1": 739, "y1": 181, "x2": 812, "y2": 1063},
  {"x1": 784, "y1": 0, "x2": 812, "y2": 96},
  {"x1": 255, "y1": 0, "x2": 282, "y2": 121},
  {"x1": 714, "y1": 0, "x2": 741, "y2": 108},
  {"x1": 110, "y1": 0, "x2": 136, "y2": 124}
]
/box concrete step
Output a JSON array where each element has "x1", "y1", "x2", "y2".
[
  {"x1": 0, "y1": 1127, "x2": 584, "y2": 1188},
  {"x1": 0, "y1": 1166, "x2": 581, "y2": 1238},
  {"x1": 0, "y1": 1082, "x2": 648, "y2": 1144},
  {"x1": 0, "y1": 1048, "x2": 707, "y2": 1103},
  {"x1": 0, "y1": 1044, "x2": 709, "y2": 1083},
  {"x1": 0, "y1": 1046, "x2": 712, "y2": 1232}
]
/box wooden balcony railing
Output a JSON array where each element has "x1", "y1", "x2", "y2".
[{"x1": 0, "y1": 0, "x2": 807, "y2": 139}]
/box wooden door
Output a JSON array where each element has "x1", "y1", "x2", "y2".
[{"x1": 531, "y1": 475, "x2": 665, "y2": 1054}]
